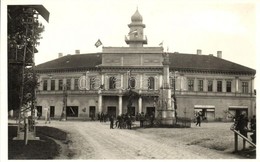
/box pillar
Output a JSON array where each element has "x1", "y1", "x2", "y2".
[
  {"x1": 138, "y1": 97, "x2": 142, "y2": 113},
  {"x1": 235, "y1": 76, "x2": 239, "y2": 93},
  {"x1": 119, "y1": 95, "x2": 122, "y2": 115},
  {"x1": 98, "y1": 94, "x2": 102, "y2": 113}
]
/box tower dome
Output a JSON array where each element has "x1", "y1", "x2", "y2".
[{"x1": 131, "y1": 9, "x2": 143, "y2": 22}]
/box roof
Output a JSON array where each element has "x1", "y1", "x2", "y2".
[
  {"x1": 169, "y1": 53, "x2": 256, "y2": 75},
  {"x1": 36, "y1": 52, "x2": 256, "y2": 75},
  {"x1": 35, "y1": 53, "x2": 102, "y2": 72}
]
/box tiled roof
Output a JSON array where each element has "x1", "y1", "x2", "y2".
[
  {"x1": 169, "y1": 53, "x2": 255, "y2": 74},
  {"x1": 36, "y1": 52, "x2": 255, "y2": 75},
  {"x1": 35, "y1": 53, "x2": 102, "y2": 72}
]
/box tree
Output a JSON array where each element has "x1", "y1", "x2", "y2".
[{"x1": 8, "y1": 6, "x2": 46, "y2": 112}]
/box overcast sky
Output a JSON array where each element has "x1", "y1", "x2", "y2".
[{"x1": 3, "y1": 0, "x2": 259, "y2": 70}]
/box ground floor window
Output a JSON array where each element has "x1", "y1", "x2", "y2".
[
  {"x1": 194, "y1": 107, "x2": 215, "y2": 120},
  {"x1": 66, "y1": 106, "x2": 79, "y2": 117}
]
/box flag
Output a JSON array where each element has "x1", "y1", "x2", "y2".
[
  {"x1": 159, "y1": 41, "x2": 163, "y2": 46},
  {"x1": 95, "y1": 39, "x2": 102, "y2": 48}
]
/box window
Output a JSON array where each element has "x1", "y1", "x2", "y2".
[
  {"x1": 226, "y1": 81, "x2": 232, "y2": 92},
  {"x1": 66, "y1": 79, "x2": 71, "y2": 90},
  {"x1": 58, "y1": 79, "x2": 63, "y2": 90},
  {"x1": 242, "y1": 82, "x2": 249, "y2": 93},
  {"x1": 217, "y1": 81, "x2": 222, "y2": 92},
  {"x1": 198, "y1": 80, "x2": 203, "y2": 91},
  {"x1": 51, "y1": 80, "x2": 55, "y2": 91},
  {"x1": 148, "y1": 77, "x2": 155, "y2": 90},
  {"x1": 188, "y1": 79, "x2": 194, "y2": 91},
  {"x1": 43, "y1": 80, "x2": 47, "y2": 91},
  {"x1": 128, "y1": 77, "x2": 136, "y2": 89},
  {"x1": 109, "y1": 77, "x2": 116, "y2": 89},
  {"x1": 208, "y1": 80, "x2": 213, "y2": 92},
  {"x1": 74, "y1": 78, "x2": 79, "y2": 90}
]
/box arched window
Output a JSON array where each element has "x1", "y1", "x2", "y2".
[
  {"x1": 109, "y1": 77, "x2": 116, "y2": 89},
  {"x1": 148, "y1": 77, "x2": 155, "y2": 89},
  {"x1": 128, "y1": 77, "x2": 136, "y2": 89}
]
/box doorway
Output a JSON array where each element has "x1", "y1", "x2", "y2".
[
  {"x1": 107, "y1": 106, "x2": 116, "y2": 117},
  {"x1": 146, "y1": 107, "x2": 155, "y2": 116},
  {"x1": 89, "y1": 106, "x2": 96, "y2": 117}
]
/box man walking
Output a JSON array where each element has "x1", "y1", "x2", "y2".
[{"x1": 109, "y1": 115, "x2": 115, "y2": 129}]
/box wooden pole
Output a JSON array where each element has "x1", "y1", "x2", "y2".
[{"x1": 234, "y1": 132, "x2": 238, "y2": 152}]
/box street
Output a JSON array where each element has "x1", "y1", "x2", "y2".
[{"x1": 35, "y1": 120, "x2": 244, "y2": 159}]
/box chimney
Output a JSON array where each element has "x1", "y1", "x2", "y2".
[
  {"x1": 58, "y1": 53, "x2": 63, "y2": 58},
  {"x1": 197, "y1": 49, "x2": 202, "y2": 55},
  {"x1": 75, "y1": 50, "x2": 80, "y2": 54},
  {"x1": 217, "y1": 51, "x2": 222, "y2": 58}
]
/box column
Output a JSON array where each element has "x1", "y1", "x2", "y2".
[
  {"x1": 139, "y1": 74, "x2": 143, "y2": 89},
  {"x1": 159, "y1": 75, "x2": 163, "y2": 88},
  {"x1": 118, "y1": 95, "x2": 122, "y2": 115},
  {"x1": 222, "y1": 79, "x2": 226, "y2": 93},
  {"x1": 98, "y1": 94, "x2": 102, "y2": 113},
  {"x1": 138, "y1": 97, "x2": 142, "y2": 113},
  {"x1": 55, "y1": 79, "x2": 59, "y2": 91},
  {"x1": 47, "y1": 79, "x2": 51, "y2": 91},
  {"x1": 235, "y1": 77, "x2": 239, "y2": 93}
]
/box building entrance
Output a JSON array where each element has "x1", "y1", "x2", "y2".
[
  {"x1": 127, "y1": 106, "x2": 135, "y2": 116},
  {"x1": 89, "y1": 106, "x2": 96, "y2": 117},
  {"x1": 146, "y1": 107, "x2": 155, "y2": 116},
  {"x1": 107, "y1": 106, "x2": 116, "y2": 117}
]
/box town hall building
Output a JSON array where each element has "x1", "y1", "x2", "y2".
[{"x1": 35, "y1": 9, "x2": 256, "y2": 122}]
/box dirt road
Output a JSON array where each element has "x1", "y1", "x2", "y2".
[{"x1": 37, "y1": 121, "x2": 242, "y2": 159}]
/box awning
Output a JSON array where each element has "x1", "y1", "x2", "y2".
[
  {"x1": 229, "y1": 106, "x2": 248, "y2": 109},
  {"x1": 194, "y1": 105, "x2": 215, "y2": 109}
]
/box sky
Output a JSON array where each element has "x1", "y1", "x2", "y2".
[{"x1": 2, "y1": 0, "x2": 258, "y2": 70}]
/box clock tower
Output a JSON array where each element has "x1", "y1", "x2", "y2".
[{"x1": 125, "y1": 9, "x2": 147, "y2": 47}]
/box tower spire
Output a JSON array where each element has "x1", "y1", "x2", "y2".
[{"x1": 125, "y1": 8, "x2": 147, "y2": 47}]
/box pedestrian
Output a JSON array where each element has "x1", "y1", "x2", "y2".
[
  {"x1": 97, "y1": 112, "x2": 101, "y2": 121},
  {"x1": 250, "y1": 115, "x2": 256, "y2": 144},
  {"x1": 195, "y1": 112, "x2": 201, "y2": 127},
  {"x1": 150, "y1": 112, "x2": 155, "y2": 127},
  {"x1": 126, "y1": 114, "x2": 132, "y2": 129},
  {"x1": 235, "y1": 113, "x2": 248, "y2": 138},
  {"x1": 140, "y1": 112, "x2": 145, "y2": 128},
  {"x1": 100, "y1": 112, "x2": 104, "y2": 122},
  {"x1": 45, "y1": 107, "x2": 51, "y2": 124},
  {"x1": 109, "y1": 115, "x2": 114, "y2": 129}
]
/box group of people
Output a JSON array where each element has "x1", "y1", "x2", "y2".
[
  {"x1": 97, "y1": 112, "x2": 110, "y2": 122},
  {"x1": 234, "y1": 113, "x2": 256, "y2": 144},
  {"x1": 105, "y1": 111, "x2": 156, "y2": 129}
]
